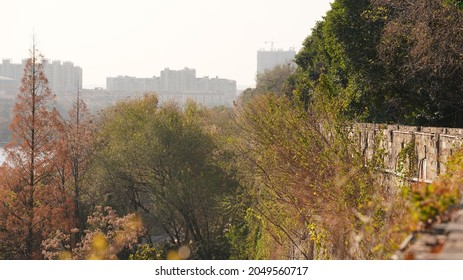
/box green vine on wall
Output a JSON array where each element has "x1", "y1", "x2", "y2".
[{"x1": 396, "y1": 141, "x2": 417, "y2": 182}]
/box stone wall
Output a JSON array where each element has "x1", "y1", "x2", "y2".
[{"x1": 355, "y1": 124, "x2": 463, "y2": 183}]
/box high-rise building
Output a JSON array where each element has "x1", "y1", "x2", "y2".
[
  {"x1": 106, "y1": 67, "x2": 237, "y2": 107},
  {"x1": 257, "y1": 49, "x2": 296, "y2": 74},
  {"x1": 0, "y1": 58, "x2": 82, "y2": 95},
  {"x1": 106, "y1": 75, "x2": 156, "y2": 92},
  {"x1": 0, "y1": 76, "x2": 19, "y2": 97},
  {"x1": 160, "y1": 67, "x2": 196, "y2": 92},
  {"x1": 0, "y1": 59, "x2": 23, "y2": 82}
]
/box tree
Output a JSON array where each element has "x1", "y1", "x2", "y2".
[
  {"x1": 0, "y1": 43, "x2": 70, "y2": 259},
  {"x1": 53, "y1": 89, "x2": 95, "y2": 233},
  {"x1": 42, "y1": 206, "x2": 145, "y2": 260},
  {"x1": 292, "y1": 0, "x2": 391, "y2": 121},
  {"x1": 0, "y1": 99, "x2": 14, "y2": 144},
  {"x1": 86, "y1": 95, "x2": 239, "y2": 259},
  {"x1": 444, "y1": 0, "x2": 463, "y2": 9},
  {"x1": 373, "y1": 0, "x2": 463, "y2": 126},
  {"x1": 255, "y1": 64, "x2": 295, "y2": 97},
  {"x1": 239, "y1": 64, "x2": 296, "y2": 104},
  {"x1": 293, "y1": 0, "x2": 463, "y2": 126},
  {"x1": 233, "y1": 78, "x2": 408, "y2": 259}
]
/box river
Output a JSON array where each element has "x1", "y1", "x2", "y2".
[{"x1": 0, "y1": 147, "x2": 5, "y2": 164}]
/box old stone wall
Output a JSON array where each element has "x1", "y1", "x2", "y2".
[{"x1": 355, "y1": 123, "x2": 463, "y2": 184}]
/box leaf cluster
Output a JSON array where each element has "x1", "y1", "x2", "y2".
[{"x1": 292, "y1": 0, "x2": 463, "y2": 127}]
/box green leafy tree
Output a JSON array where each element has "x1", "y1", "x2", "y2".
[
  {"x1": 240, "y1": 64, "x2": 295, "y2": 104},
  {"x1": 86, "y1": 95, "x2": 239, "y2": 259},
  {"x1": 373, "y1": 0, "x2": 463, "y2": 126},
  {"x1": 255, "y1": 64, "x2": 295, "y2": 97},
  {"x1": 293, "y1": 0, "x2": 391, "y2": 121},
  {"x1": 444, "y1": 0, "x2": 463, "y2": 9},
  {"x1": 293, "y1": 0, "x2": 463, "y2": 126}
]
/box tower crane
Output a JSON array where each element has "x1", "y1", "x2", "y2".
[{"x1": 265, "y1": 41, "x2": 274, "y2": 51}]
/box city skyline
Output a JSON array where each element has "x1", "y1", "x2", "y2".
[
  {"x1": 1, "y1": 58, "x2": 236, "y2": 92},
  {"x1": 1, "y1": 1, "x2": 333, "y2": 89},
  {"x1": 107, "y1": 67, "x2": 236, "y2": 94},
  {"x1": 0, "y1": 58, "x2": 82, "y2": 95}
]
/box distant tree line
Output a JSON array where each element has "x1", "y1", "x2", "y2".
[{"x1": 0, "y1": 100, "x2": 14, "y2": 144}]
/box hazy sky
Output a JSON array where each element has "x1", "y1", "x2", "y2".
[{"x1": 1, "y1": 0, "x2": 332, "y2": 89}]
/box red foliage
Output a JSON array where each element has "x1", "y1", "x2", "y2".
[{"x1": 0, "y1": 44, "x2": 74, "y2": 259}]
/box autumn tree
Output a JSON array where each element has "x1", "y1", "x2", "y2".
[
  {"x1": 42, "y1": 206, "x2": 145, "y2": 260},
  {"x1": 0, "y1": 43, "x2": 70, "y2": 259},
  {"x1": 232, "y1": 78, "x2": 408, "y2": 259},
  {"x1": 53, "y1": 89, "x2": 95, "y2": 232}
]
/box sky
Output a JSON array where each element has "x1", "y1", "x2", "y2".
[{"x1": 1, "y1": 0, "x2": 333, "y2": 89}]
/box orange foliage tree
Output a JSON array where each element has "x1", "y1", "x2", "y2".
[
  {"x1": 53, "y1": 90, "x2": 95, "y2": 233},
  {"x1": 0, "y1": 43, "x2": 73, "y2": 259}
]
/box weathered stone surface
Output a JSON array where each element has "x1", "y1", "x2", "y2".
[{"x1": 355, "y1": 123, "x2": 463, "y2": 184}]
